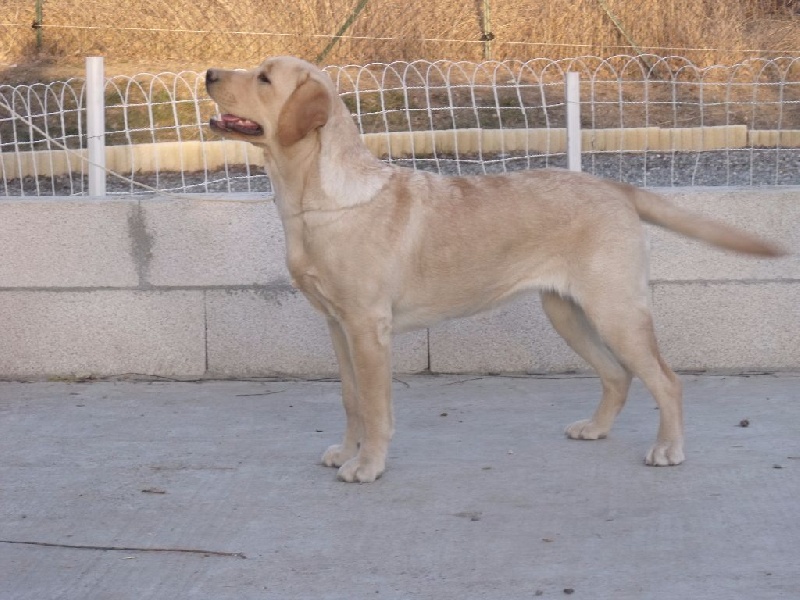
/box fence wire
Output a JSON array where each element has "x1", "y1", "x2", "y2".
[
  {"x1": 4, "y1": 0, "x2": 800, "y2": 67},
  {"x1": 2, "y1": 55, "x2": 800, "y2": 197}
]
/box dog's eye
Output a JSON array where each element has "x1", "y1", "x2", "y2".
[{"x1": 258, "y1": 72, "x2": 271, "y2": 84}]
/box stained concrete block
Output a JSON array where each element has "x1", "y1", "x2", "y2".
[
  {"x1": 652, "y1": 281, "x2": 800, "y2": 370},
  {"x1": 0, "y1": 188, "x2": 796, "y2": 380},
  {"x1": 0, "y1": 197, "x2": 139, "y2": 288},
  {"x1": 206, "y1": 288, "x2": 429, "y2": 377},
  {"x1": 0, "y1": 290, "x2": 205, "y2": 378},
  {"x1": 429, "y1": 295, "x2": 586, "y2": 374},
  {"x1": 650, "y1": 188, "x2": 800, "y2": 282},
  {"x1": 430, "y1": 281, "x2": 800, "y2": 374},
  {"x1": 144, "y1": 197, "x2": 288, "y2": 287}
]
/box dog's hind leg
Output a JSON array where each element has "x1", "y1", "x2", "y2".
[
  {"x1": 541, "y1": 291, "x2": 632, "y2": 441},
  {"x1": 579, "y1": 293, "x2": 685, "y2": 466}
]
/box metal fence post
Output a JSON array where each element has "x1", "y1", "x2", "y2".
[
  {"x1": 33, "y1": 0, "x2": 43, "y2": 51},
  {"x1": 85, "y1": 56, "x2": 106, "y2": 196},
  {"x1": 315, "y1": 0, "x2": 370, "y2": 64},
  {"x1": 481, "y1": 0, "x2": 494, "y2": 61},
  {"x1": 565, "y1": 71, "x2": 581, "y2": 172}
]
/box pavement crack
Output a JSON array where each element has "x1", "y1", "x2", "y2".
[
  {"x1": 235, "y1": 389, "x2": 287, "y2": 397},
  {"x1": 0, "y1": 539, "x2": 246, "y2": 559}
]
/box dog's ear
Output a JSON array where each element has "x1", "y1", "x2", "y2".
[{"x1": 277, "y1": 73, "x2": 330, "y2": 146}]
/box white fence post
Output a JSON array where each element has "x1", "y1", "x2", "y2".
[
  {"x1": 565, "y1": 71, "x2": 581, "y2": 172},
  {"x1": 86, "y1": 56, "x2": 106, "y2": 196}
]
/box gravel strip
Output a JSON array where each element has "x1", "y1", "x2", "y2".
[{"x1": 3, "y1": 149, "x2": 800, "y2": 197}]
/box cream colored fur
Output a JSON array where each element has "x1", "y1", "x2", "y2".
[{"x1": 206, "y1": 56, "x2": 785, "y2": 483}]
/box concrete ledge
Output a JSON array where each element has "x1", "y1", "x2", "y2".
[
  {"x1": 651, "y1": 188, "x2": 800, "y2": 281},
  {"x1": 0, "y1": 197, "x2": 139, "y2": 288},
  {"x1": 143, "y1": 197, "x2": 287, "y2": 287},
  {"x1": 0, "y1": 187, "x2": 797, "y2": 379},
  {"x1": 653, "y1": 282, "x2": 800, "y2": 370},
  {"x1": 206, "y1": 288, "x2": 428, "y2": 378},
  {"x1": 429, "y1": 295, "x2": 584, "y2": 374},
  {"x1": 0, "y1": 290, "x2": 206, "y2": 379}
]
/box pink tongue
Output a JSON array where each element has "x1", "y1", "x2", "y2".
[
  {"x1": 214, "y1": 113, "x2": 261, "y2": 134},
  {"x1": 225, "y1": 114, "x2": 258, "y2": 128}
]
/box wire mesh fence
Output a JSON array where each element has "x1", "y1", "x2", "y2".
[
  {"x1": 3, "y1": 0, "x2": 800, "y2": 69},
  {"x1": 2, "y1": 55, "x2": 800, "y2": 197}
]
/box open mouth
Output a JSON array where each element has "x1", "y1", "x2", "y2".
[{"x1": 210, "y1": 113, "x2": 264, "y2": 136}]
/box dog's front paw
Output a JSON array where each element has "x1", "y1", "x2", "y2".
[
  {"x1": 565, "y1": 419, "x2": 609, "y2": 440},
  {"x1": 321, "y1": 443, "x2": 358, "y2": 468},
  {"x1": 337, "y1": 454, "x2": 386, "y2": 483},
  {"x1": 645, "y1": 440, "x2": 685, "y2": 466}
]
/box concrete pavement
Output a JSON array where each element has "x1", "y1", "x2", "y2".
[{"x1": 1, "y1": 373, "x2": 799, "y2": 599}]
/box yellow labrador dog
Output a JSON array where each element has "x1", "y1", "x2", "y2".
[{"x1": 206, "y1": 56, "x2": 784, "y2": 483}]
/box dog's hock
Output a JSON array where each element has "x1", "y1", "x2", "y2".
[{"x1": 277, "y1": 75, "x2": 331, "y2": 146}]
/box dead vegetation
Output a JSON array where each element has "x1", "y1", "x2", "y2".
[{"x1": 1, "y1": 0, "x2": 799, "y2": 81}]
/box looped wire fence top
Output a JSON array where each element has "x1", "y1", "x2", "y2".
[{"x1": 1, "y1": 55, "x2": 800, "y2": 197}]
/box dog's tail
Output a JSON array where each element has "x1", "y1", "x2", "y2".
[{"x1": 631, "y1": 188, "x2": 787, "y2": 257}]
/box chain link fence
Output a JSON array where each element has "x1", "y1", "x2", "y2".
[{"x1": 3, "y1": 0, "x2": 800, "y2": 71}]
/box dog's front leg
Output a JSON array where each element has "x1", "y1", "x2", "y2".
[
  {"x1": 321, "y1": 318, "x2": 361, "y2": 468},
  {"x1": 336, "y1": 316, "x2": 394, "y2": 483}
]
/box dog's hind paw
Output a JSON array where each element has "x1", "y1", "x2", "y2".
[
  {"x1": 337, "y1": 454, "x2": 385, "y2": 483},
  {"x1": 321, "y1": 443, "x2": 358, "y2": 468},
  {"x1": 565, "y1": 419, "x2": 609, "y2": 440},
  {"x1": 645, "y1": 440, "x2": 685, "y2": 466}
]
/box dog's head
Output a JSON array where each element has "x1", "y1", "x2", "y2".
[{"x1": 206, "y1": 56, "x2": 331, "y2": 149}]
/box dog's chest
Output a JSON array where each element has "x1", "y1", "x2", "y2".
[
  {"x1": 291, "y1": 269, "x2": 339, "y2": 319},
  {"x1": 284, "y1": 237, "x2": 339, "y2": 319}
]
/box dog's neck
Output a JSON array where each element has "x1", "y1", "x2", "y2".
[
  {"x1": 265, "y1": 99, "x2": 391, "y2": 220},
  {"x1": 317, "y1": 100, "x2": 391, "y2": 207}
]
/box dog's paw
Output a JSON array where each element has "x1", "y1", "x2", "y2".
[
  {"x1": 645, "y1": 440, "x2": 685, "y2": 466},
  {"x1": 337, "y1": 454, "x2": 385, "y2": 483},
  {"x1": 321, "y1": 444, "x2": 358, "y2": 468},
  {"x1": 565, "y1": 419, "x2": 609, "y2": 440}
]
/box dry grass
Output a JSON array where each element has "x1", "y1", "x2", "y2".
[{"x1": 1, "y1": 0, "x2": 799, "y2": 80}]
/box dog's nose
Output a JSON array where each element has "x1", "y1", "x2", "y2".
[{"x1": 205, "y1": 69, "x2": 219, "y2": 87}]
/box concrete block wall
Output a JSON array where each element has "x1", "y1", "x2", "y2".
[{"x1": 0, "y1": 188, "x2": 797, "y2": 380}]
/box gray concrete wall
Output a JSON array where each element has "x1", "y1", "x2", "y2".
[{"x1": 0, "y1": 188, "x2": 797, "y2": 380}]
